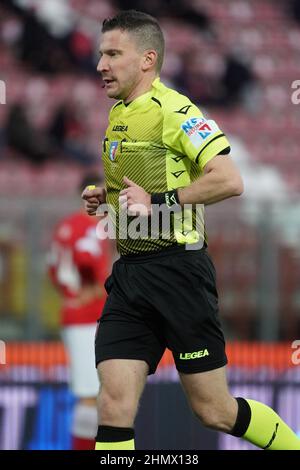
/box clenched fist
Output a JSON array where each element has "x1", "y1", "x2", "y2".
[{"x1": 81, "y1": 186, "x2": 107, "y2": 216}]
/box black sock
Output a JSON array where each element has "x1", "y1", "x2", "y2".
[
  {"x1": 229, "y1": 397, "x2": 252, "y2": 437},
  {"x1": 95, "y1": 425, "x2": 135, "y2": 450}
]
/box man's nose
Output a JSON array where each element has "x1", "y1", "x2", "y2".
[{"x1": 97, "y1": 56, "x2": 109, "y2": 73}]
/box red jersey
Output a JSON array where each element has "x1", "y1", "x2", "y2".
[{"x1": 48, "y1": 211, "x2": 110, "y2": 326}]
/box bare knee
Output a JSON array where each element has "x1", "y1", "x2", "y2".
[
  {"x1": 97, "y1": 359, "x2": 148, "y2": 428},
  {"x1": 179, "y1": 367, "x2": 238, "y2": 433},
  {"x1": 192, "y1": 403, "x2": 223, "y2": 430},
  {"x1": 191, "y1": 396, "x2": 237, "y2": 433},
  {"x1": 98, "y1": 387, "x2": 138, "y2": 427}
]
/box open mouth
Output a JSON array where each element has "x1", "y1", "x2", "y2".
[{"x1": 103, "y1": 79, "x2": 115, "y2": 86}]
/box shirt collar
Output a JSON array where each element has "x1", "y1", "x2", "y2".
[{"x1": 121, "y1": 77, "x2": 161, "y2": 110}]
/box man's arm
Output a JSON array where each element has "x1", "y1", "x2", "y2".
[
  {"x1": 177, "y1": 154, "x2": 244, "y2": 206},
  {"x1": 161, "y1": 100, "x2": 242, "y2": 206},
  {"x1": 120, "y1": 155, "x2": 243, "y2": 215}
]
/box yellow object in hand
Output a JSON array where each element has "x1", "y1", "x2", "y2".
[{"x1": 86, "y1": 185, "x2": 96, "y2": 190}]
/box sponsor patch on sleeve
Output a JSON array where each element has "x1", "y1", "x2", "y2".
[{"x1": 181, "y1": 117, "x2": 220, "y2": 148}]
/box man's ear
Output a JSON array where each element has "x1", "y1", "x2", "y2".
[{"x1": 141, "y1": 50, "x2": 157, "y2": 71}]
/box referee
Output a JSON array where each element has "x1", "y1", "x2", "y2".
[{"x1": 82, "y1": 10, "x2": 300, "y2": 450}]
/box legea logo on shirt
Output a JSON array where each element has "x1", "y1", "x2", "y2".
[{"x1": 181, "y1": 117, "x2": 216, "y2": 147}]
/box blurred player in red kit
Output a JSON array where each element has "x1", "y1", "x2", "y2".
[{"x1": 48, "y1": 173, "x2": 111, "y2": 450}]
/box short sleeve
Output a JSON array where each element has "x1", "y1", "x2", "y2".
[{"x1": 163, "y1": 102, "x2": 230, "y2": 171}]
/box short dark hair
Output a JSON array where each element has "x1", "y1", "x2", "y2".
[{"x1": 102, "y1": 10, "x2": 165, "y2": 72}]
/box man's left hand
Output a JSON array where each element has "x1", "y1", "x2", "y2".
[{"x1": 119, "y1": 177, "x2": 151, "y2": 216}]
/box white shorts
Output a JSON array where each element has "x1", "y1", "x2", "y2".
[{"x1": 62, "y1": 324, "x2": 100, "y2": 397}]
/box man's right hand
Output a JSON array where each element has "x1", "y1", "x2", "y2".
[{"x1": 81, "y1": 186, "x2": 107, "y2": 216}]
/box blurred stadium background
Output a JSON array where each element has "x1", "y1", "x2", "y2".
[{"x1": 0, "y1": 0, "x2": 300, "y2": 450}]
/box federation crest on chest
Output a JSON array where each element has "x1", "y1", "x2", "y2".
[{"x1": 109, "y1": 141, "x2": 119, "y2": 161}]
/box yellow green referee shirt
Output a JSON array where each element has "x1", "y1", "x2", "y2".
[{"x1": 102, "y1": 77, "x2": 230, "y2": 255}]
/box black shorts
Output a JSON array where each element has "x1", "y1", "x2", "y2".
[{"x1": 95, "y1": 246, "x2": 227, "y2": 375}]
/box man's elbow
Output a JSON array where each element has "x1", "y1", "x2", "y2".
[{"x1": 229, "y1": 175, "x2": 244, "y2": 197}]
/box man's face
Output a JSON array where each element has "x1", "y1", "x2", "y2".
[{"x1": 97, "y1": 29, "x2": 144, "y2": 100}]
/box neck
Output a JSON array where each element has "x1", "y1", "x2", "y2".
[{"x1": 124, "y1": 73, "x2": 158, "y2": 103}]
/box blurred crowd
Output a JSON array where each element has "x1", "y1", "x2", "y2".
[
  {"x1": 0, "y1": 0, "x2": 299, "y2": 192},
  {"x1": 1, "y1": 0, "x2": 300, "y2": 340},
  {"x1": 0, "y1": 0, "x2": 260, "y2": 168}
]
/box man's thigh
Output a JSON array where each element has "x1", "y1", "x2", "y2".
[
  {"x1": 95, "y1": 263, "x2": 165, "y2": 375},
  {"x1": 150, "y1": 249, "x2": 228, "y2": 373},
  {"x1": 179, "y1": 366, "x2": 230, "y2": 404},
  {"x1": 98, "y1": 359, "x2": 149, "y2": 400}
]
